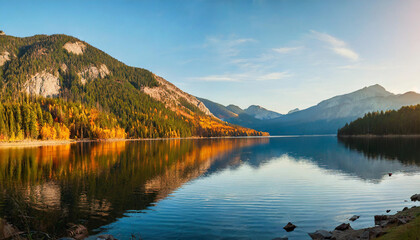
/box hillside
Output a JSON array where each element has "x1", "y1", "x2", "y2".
[
  {"x1": 0, "y1": 34, "x2": 267, "y2": 140},
  {"x1": 226, "y1": 105, "x2": 245, "y2": 115},
  {"x1": 338, "y1": 104, "x2": 420, "y2": 136},
  {"x1": 197, "y1": 97, "x2": 238, "y2": 120}
]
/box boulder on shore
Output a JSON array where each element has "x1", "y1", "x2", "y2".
[
  {"x1": 374, "y1": 214, "x2": 413, "y2": 227},
  {"x1": 334, "y1": 223, "x2": 352, "y2": 231},
  {"x1": 410, "y1": 194, "x2": 420, "y2": 201},
  {"x1": 308, "y1": 230, "x2": 332, "y2": 239}
]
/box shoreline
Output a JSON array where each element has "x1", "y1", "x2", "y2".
[
  {"x1": 338, "y1": 134, "x2": 420, "y2": 138},
  {"x1": 0, "y1": 134, "x2": 361, "y2": 149},
  {"x1": 0, "y1": 135, "x2": 274, "y2": 148},
  {"x1": 304, "y1": 197, "x2": 420, "y2": 240}
]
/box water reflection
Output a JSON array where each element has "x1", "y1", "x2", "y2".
[
  {"x1": 0, "y1": 138, "x2": 268, "y2": 237},
  {"x1": 338, "y1": 136, "x2": 420, "y2": 166},
  {"x1": 0, "y1": 136, "x2": 420, "y2": 239},
  {"x1": 244, "y1": 136, "x2": 420, "y2": 182}
]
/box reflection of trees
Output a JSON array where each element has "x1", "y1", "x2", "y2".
[
  {"x1": 338, "y1": 137, "x2": 420, "y2": 166},
  {"x1": 225, "y1": 137, "x2": 420, "y2": 183},
  {"x1": 0, "y1": 138, "x2": 267, "y2": 237}
]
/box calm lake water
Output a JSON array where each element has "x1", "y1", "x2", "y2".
[{"x1": 1, "y1": 136, "x2": 420, "y2": 239}]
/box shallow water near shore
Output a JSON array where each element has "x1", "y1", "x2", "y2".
[{"x1": 0, "y1": 136, "x2": 420, "y2": 239}]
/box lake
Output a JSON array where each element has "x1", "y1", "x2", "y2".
[{"x1": 1, "y1": 136, "x2": 420, "y2": 239}]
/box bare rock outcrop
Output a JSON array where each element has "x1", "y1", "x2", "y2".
[
  {"x1": 63, "y1": 41, "x2": 86, "y2": 55},
  {"x1": 0, "y1": 51, "x2": 10, "y2": 66},
  {"x1": 25, "y1": 71, "x2": 60, "y2": 97},
  {"x1": 142, "y1": 75, "x2": 213, "y2": 116},
  {"x1": 78, "y1": 64, "x2": 110, "y2": 85}
]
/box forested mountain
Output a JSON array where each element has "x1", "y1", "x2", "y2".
[
  {"x1": 338, "y1": 104, "x2": 420, "y2": 136},
  {"x1": 0, "y1": 34, "x2": 266, "y2": 141},
  {"x1": 201, "y1": 85, "x2": 420, "y2": 135}
]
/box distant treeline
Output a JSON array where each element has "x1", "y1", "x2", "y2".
[{"x1": 338, "y1": 104, "x2": 420, "y2": 135}]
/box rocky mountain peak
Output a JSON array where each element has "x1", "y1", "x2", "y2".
[
  {"x1": 360, "y1": 84, "x2": 391, "y2": 96},
  {"x1": 226, "y1": 105, "x2": 244, "y2": 114},
  {"x1": 244, "y1": 105, "x2": 282, "y2": 120},
  {"x1": 288, "y1": 108, "x2": 300, "y2": 114}
]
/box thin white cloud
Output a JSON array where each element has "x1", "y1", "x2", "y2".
[
  {"x1": 337, "y1": 63, "x2": 392, "y2": 71},
  {"x1": 192, "y1": 71, "x2": 292, "y2": 82},
  {"x1": 193, "y1": 75, "x2": 241, "y2": 82},
  {"x1": 272, "y1": 46, "x2": 303, "y2": 54},
  {"x1": 332, "y1": 47, "x2": 359, "y2": 61},
  {"x1": 257, "y1": 72, "x2": 293, "y2": 81},
  {"x1": 233, "y1": 38, "x2": 257, "y2": 44},
  {"x1": 204, "y1": 36, "x2": 257, "y2": 57},
  {"x1": 311, "y1": 30, "x2": 359, "y2": 61}
]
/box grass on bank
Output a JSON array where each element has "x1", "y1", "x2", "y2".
[{"x1": 376, "y1": 207, "x2": 420, "y2": 240}]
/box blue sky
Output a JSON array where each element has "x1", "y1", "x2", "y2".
[{"x1": 1, "y1": 0, "x2": 419, "y2": 113}]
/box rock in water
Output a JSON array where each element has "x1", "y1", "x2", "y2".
[
  {"x1": 334, "y1": 223, "x2": 352, "y2": 231},
  {"x1": 386, "y1": 210, "x2": 391, "y2": 213},
  {"x1": 272, "y1": 237, "x2": 288, "y2": 240},
  {"x1": 283, "y1": 222, "x2": 296, "y2": 232},
  {"x1": 349, "y1": 215, "x2": 360, "y2": 221},
  {"x1": 308, "y1": 230, "x2": 332, "y2": 239}
]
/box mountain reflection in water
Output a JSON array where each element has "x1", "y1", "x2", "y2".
[
  {"x1": 0, "y1": 138, "x2": 267, "y2": 237},
  {"x1": 0, "y1": 136, "x2": 420, "y2": 239}
]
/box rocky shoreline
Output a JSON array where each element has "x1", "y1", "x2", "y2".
[{"x1": 273, "y1": 193, "x2": 420, "y2": 240}]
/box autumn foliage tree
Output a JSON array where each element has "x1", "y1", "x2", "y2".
[{"x1": 0, "y1": 96, "x2": 126, "y2": 141}]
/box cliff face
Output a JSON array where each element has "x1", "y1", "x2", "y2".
[
  {"x1": 63, "y1": 41, "x2": 86, "y2": 55},
  {"x1": 142, "y1": 75, "x2": 213, "y2": 116},
  {"x1": 25, "y1": 71, "x2": 60, "y2": 97},
  {"x1": 78, "y1": 64, "x2": 110, "y2": 85},
  {"x1": 0, "y1": 51, "x2": 10, "y2": 66}
]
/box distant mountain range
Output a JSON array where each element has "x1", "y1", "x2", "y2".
[
  {"x1": 197, "y1": 98, "x2": 282, "y2": 121},
  {"x1": 200, "y1": 84, "x2": 420, "y2": 135}
]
